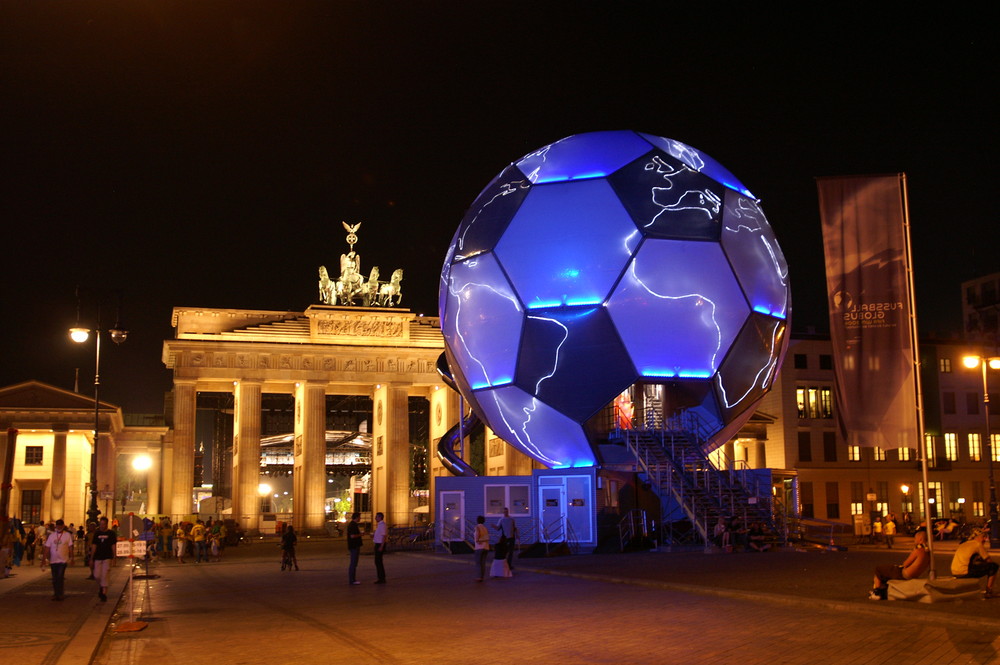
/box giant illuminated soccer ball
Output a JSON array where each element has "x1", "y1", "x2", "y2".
[{"x1": 439, "y1": 130, "x2": 790, "y2": 468}]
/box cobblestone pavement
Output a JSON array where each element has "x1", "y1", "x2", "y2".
[{"x1": 4, "y1": 537, "x2": 1000, "y2": 665}]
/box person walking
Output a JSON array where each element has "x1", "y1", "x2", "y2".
[
  {"x1": 495, "y1": 507, "x2": 517, "y2": 570},
  {"x1": 90, "y1": 517, "x2": 117, "y2": 602},
  {"x1": 41, "y1": 519, "x2": 75, "y2": 600},
  {"x1": 174, "y1": 523, "x2": 188, "y2": 563},
  {"x1": 474, "y1": 516, "x2": 490, "y2": 581},
  {"x1": 347, "y1": 512, "x2": 362, "y2": 585},
  {"x1": 280, "y1": 524, "x2": 299, "y2": 571},
  {"x1": 372, "y1": 512, "x2": 387, "y2": 584},
  {"x1": 884, "y1": 516, "x2": 896, "y2": 549},
  {"x1": 191, "y1": 519, "x2": 207, "y2": 563}
]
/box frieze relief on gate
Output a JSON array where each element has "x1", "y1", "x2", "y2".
[{"x1": 314, "y1": 318, "x2": 405, "y2": 339}]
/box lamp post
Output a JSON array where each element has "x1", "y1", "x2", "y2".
[
  {"x1": 963, "y1": 354, "x2": 1000, "y2": 548},
  {"x1": 71, "y1": 296, "x2": 127, "y2": 526}
]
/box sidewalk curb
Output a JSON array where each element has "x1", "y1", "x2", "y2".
[{"x1": 54, "y1": 566, "x2": 132, "y2": 665}]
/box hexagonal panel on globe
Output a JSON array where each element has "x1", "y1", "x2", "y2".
[
  {"x1": 515, "y1": 306, "x2": 637, "y2": 422},
  {"x1": 608, "y1": 150, "x2": 727, "y2": 241},
  {"x1": 453, "y1": 164, "x2": 532, "y2": 262},
  {"x1": 720, "y1": 190, "x2": 790, "y2": 320},
  {"x1": 714, "y1": 313, "x2": 788, "y2": 423},
  {"x1": 440, "y1": 251, "x2": 523, "y2": 391},
  {"x1": 638, "y1": 132, "x2": 754, "y2": 198},
  {"x1": 607, "y1": 238, "x2": 750, "y2": 379},
  {"x1": 473, "y1": 385, "x2": 597, "y2": 468},
  {"x1": 495, "y1": 179, "x2": 638, "y2": 310},
  {"x1": 515, "y1": 130, "x2": 654, "y2": 184}
]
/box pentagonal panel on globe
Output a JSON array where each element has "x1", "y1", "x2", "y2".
[
  {"x1": 453, "y1": 164, "x2": 532, "y2": 262},
  {"x1": 608, "y1": 150, "x2": 727, "y2": 241},
  {"x1": 515, "y1": 130, "x2": 654, "y2": 184},
  {"x1": 440, "y1": 251, "x2": 523, "y2": 391},
  {"x1": 474, "y1": 385, "x2": 597, "y2": 468},
  {"x1": 494, "y1": 179, "x2": 638, "y2": 310},
  {"x1": 607, "y1": 238, "x2": 750, "y2": 379},
  {"x1": 720, "y1": 190, "x2": 790, "y2": 320},
  {"x1": 638, "y1": 132, "x2": 754, "y2": 198},
  {"x1": 515, "y1": 306, "x2": 637, "y2": 423},
  {"x1": 714, "y1": 313, "x2": 788, "y2": 423}
]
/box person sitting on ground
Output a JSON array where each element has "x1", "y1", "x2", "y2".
[
  {"x1": 951, "y1": 528, "x2": 999, "y2": 598},
  {"x1": 747, "y1": 522, "x2": 771, "y2": 552},
  {"x1": 869, "y1": 528, "x2": 930, "y2": 600}
]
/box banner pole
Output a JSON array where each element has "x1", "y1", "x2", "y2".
[{"x1": 899, "y1": 174, "x2": 935, "y2": 579}]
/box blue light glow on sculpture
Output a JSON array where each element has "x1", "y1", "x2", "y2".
[{"x1": 440, "y1": 130, "x2": 791, "y2": 469}]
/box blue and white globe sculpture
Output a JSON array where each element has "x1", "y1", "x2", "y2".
[{"x1": 439, "y1": 130, "x2": 790, "y2": 469}]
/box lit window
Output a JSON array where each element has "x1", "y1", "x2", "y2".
[
  {"x1": 944, "y1": 433, "x2": 958, "y2": 461},
  {"x1": 969, "y1": 433, "x2": 982, "y2": 462},
  {"x1": 850, "y1": 502, "x2": 864, "y2": 515},
  {"x1": 939, "y1": 357, "x2": 952, "y2": 373},
  {"x1": 24, "y1": 446, "x2": 43, "y2": 465},
  {"x1": 819, "y1": 387, "x2": 833, "y2": 419},
  {"x1": 973, "y1": 501, "x2": 985, "y2": 517},
  {"x1": 485, "y1": 484, "x2": 531, "y2": 516},
  {"x1": 898, "y1": 447, "x2": 912, "y2": 462},
  {"x1": 925, "y1": 434, "x2": 936, "y2": 465},
  {"x1": 796, "y1": 388, "x2": 807, "y2": 419},
  {"x1": 993, "y1": 435, "x2": 1000, "y2": 463},
  {"x1": 873, "y1": 447, "x2": 886, "y2": 461},
  {"x1": 807, "y1": 388, "x2": 820, "y2": 419},
  {"x1": 875, "y1": 502, "x2": 888, "y2": 516},
  {"x1": 848, "y1": 445, "x2": 861, "y2": 462}
]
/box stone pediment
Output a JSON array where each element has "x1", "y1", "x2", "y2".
[{"x1": 0, "y1": 380, "x2": 114, "y2": 410}]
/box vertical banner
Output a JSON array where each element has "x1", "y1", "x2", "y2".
[{"x1": 817, "y1": 174, "x2": 917, "y2": 449}]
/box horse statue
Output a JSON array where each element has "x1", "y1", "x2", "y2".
[
  {"x1": 361, "y1": 266, "x2": 380, "y2": 307},
  {"x1": 318, "y1": 266, "x2": 336, "y2": 305},
  {"x1": 378, "y1": 269, "x2": 403, "y2": 307}
]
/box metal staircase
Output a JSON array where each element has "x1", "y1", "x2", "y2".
[{"x1": 612, "y1": 411, "x2": 777, "y2": 545}]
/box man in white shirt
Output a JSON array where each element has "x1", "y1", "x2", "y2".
[
  {"x1": 41, "y1": 519, "x2": 75, "y2": 600},
  {"x1": 373, "y1": 512, "x2": 387, "y2": 584}
]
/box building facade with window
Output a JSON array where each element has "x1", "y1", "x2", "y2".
[
  {"x1": 0, "y1": 381, "x2": 168, "y2": 525},
  {"x1": 757, "y1": 334, "x2": 999, "y2": 526}
]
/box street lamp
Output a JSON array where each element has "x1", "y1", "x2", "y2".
[
  {"x1": 71, "y1": 294, "x2": 128, "y2": 526},
  {"x1": 963, "y1": 354, "x2": 1000, "y2": 548}
]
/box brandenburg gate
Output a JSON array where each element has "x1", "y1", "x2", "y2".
[{"x1": 162, "y1": 304, "x2": 459, "y2": 533}]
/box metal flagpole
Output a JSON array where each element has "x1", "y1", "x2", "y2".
[{"x1": 899, "y1": 174, "x2": 935, "y2": 579}]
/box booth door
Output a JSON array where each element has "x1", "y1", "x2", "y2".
[
  {"x1": 539, "y1": 486, "x2": 565, "y2": 543},
  {"x1": 440, "y1": 491, "x2": 465, "y2": 542}
]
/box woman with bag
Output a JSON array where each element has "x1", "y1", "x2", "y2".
[{"x1": 473, "y1": 516, "x2": 490, "y2": 581}]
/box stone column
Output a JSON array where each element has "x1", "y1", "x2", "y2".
[
  {"x1": 170, "y1": 380, "x2": 197, "y2": 517},
  {"x1": 724, "y1": 441, "x2": 736, "y2": 471},
  {"x1": 161, "y1": 433, "x2": 174, "y2": 518},
  {"x1": 428, "y1": 386, "x2": 458, "y2": 520},
  {"x1": 232, "y1": 380, "x2": 262, "y2": 534},
  {"x1": 50, "y1": 428, "x2": 67, "y2": 521},
  {"x1": 96, "y1": 432, "x2": 115, "y2": 514},
  {"x1": 294, "y1": 382, "x2": 327, "y2": 534},
  {"x1": 371, "y1": 384, "x2": 411, "y2": 527},
  {"x1": 755, "y1": 441, "x2": 767, "y2": 469},
  {"x1": 146, "y1": 443, "x2": 162, "y2": 515}
]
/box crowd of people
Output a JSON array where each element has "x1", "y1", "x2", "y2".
[
  {"x1": 1, "y1": 517, "x2": 103, "y2": 578},
  {"x1": 161, "y1": 517, "x2": 233, "y2": 564}
]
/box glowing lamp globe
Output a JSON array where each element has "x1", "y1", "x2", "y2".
[{"x1": 439, "y1": 130, "x2": 790, "y2": 469}]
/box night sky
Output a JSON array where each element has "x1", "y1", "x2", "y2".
[{"x1": 2, "y1": 3, "x2": 996, "y2": 414}]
